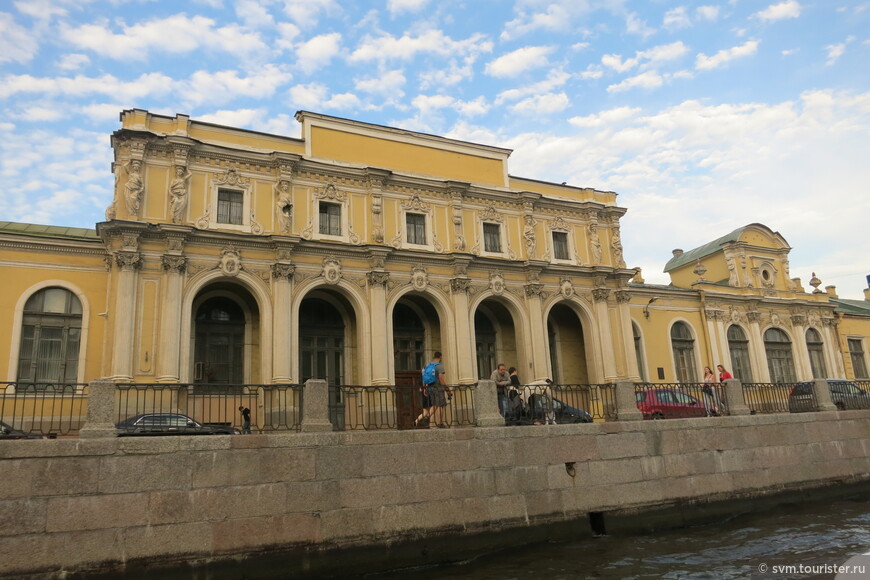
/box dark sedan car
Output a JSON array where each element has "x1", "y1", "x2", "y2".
[
  {"x1": 788, "y1": 379, "x2": 870, "y2": 412},
  {"x1": 508, "y1": 395, "x2": 594, "y2": 424},
  {"x1": 0, "y1": 420, "x2": 45, "y2": 439},
  {"x1": 116, "y1": 413, "x2": 241, "y2": 436}
]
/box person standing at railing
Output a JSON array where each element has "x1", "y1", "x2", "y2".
[
  {"x1": 718, "y1": 365, "x2": 732, "y2": 382},
  {"x1": 238, "y1": 405, "x2": 251, "y2": 434},
  {"x1": 422, "y1": 352, "x2": 449, "y2": 429},
  {"x1": 506, "y1": 366, "x2": 522, "y2": 421},
  {"x1": 702, "y1": 366, "x2": 716, "y2": 416},
  {"x1": 491, "y1": 363, "x2": 511, "y2": 418}
]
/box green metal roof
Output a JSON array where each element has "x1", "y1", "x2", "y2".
[
  {"x1": 0, "y1": 221, "x2": 100, "y2": 241},
  {"x1": 664, "y1": 225, "x2": 747, "y2": 272},
  {"x1": 831, "y1": 298, "x2": 870, "y2": 317}
]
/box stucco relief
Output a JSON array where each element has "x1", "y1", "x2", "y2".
[
  {"x1": 169, "y1": 165, "x2": 191, "y2": 224},
  {"x1": 271, "y1": 263, "x2": 295, "y2": 280},
  {"x1": 592, "y1": 287, "x2": 610, "y2": 302},
  {"x1": 366, "y1": 271, "x2": 390, "y2": 286},
  {"x1": 219, "y1": 247, "x2": 242, "y2": 277},
  {"x1": 450, "y1": 277, "x2": 471, "y2": 294},
  {"x1": 610, "y1": 227, "x2": 626, "y2": 268},
  {"x1": 588, "y1": 223, "x2": 602, "y2": 265},
  {"x1": 559, "y1": 278, "x2": 575, "y2": 299},
  {"x1": 274, "y1": 180, "x2": 293, "y2": 234},
  {"x1": 161, "y1": 255, "x2": 187, "y2": 274},
  {"x1": 489, "y1": 273, "x2": 505, "y2": 295},
  {"x1": 123, "y1": 160, "x2": 144, "y2": 217},
  {"x1": 315, "y1": 182, "x2": 346, "y2": 202},
  {"x1": 115, "y1": 252, "x2": 142, "y2": 271},
  {"x1": 523, "y1": 215, "x2": 536, "y2": 260},
  {"x1": 411, "y1": 266, "x2": 428, "y2": 291},
  {"x1": 321, "y1": 257, "x2": 342, "y2": 284}
]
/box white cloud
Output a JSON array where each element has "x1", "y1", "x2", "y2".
[
  {"x1": 234, "y1": 0, "x2": 274, "y2": 28},
  {"x1": 606, "y1": 71, "x2": 664, "y2": 92},
  {"x1": 60, "y1": 14, "x2": 269, "y2": 61},
  {"x1": 13, "y1": 0, "x2": 67, "y2": 21},
  {"x1": 456, "y1": 96, "x2": 489, "y2": 117},
  {"x1": 181, "y1": 65, "x2": 292, "y2": 107},
  {"x1": 500, "y1": 0, "x2": 609, "y2": 41},
  {"x1": 510, "y1": 92, "x2": 569, "y2": 114},
  {"x1": 280, "y1": 0, "x2": 340, "y2": 27},
  {"x1": 663, "y1": 7, "x2": 691, "y2": 30},
  {"x1": 495, "y1": 69, "x2": 570, "y2": 105},
  {"x1": 197, "y1": 108, "x2": 266, "y2": 127},
  {"x1": 288, "y1": 83, "x2": 362, "y2": 111},
  {"x1": 485, "y1": 46, "x2": 553, "y2": 78},
  {"x1": 569, "y1": 106, "x2": 642, "y2": 128},
  {"x1": 56, "y1": 53, "x2": 90, "y2": 71},
  {"x1": 578, "y1": 65, "x2": 604, "y2": 80},
  {"x1": 625, "y1": 12, "x2": 656, "y2": 39},
  {"x1": 296, "y1": 32, "x2": 342, "y2": 74},
  {"x1": 0, "y1": 72, "x2": 175, "y2": 101},
  {"x1": 349, "y1": 29, "x2": 492, "y2": 64},
  {"x1": 753, "y1": 0, "x2": 801, "y2": 21},
  {"x1": 387, "y1": 0, "x2": 429, "y2": 15},
  {"x1": 695, "y1": 40, "x2": 759, "y2": 70},
  {"x1": 355, "y1": 69, "x2": 406, "y2": 96},
  {"x1": 696, "y1": 6, "x2": 720, "y2": 21},
  {"x1": 0, "y1": 13, "x2": 39, "y2": 64},
  {"x1": 602, "y1": 42, "x2": 689, "y2": 73},
  {"x1": 825, "y1": 37, "x2": 854, "y2": 65}
]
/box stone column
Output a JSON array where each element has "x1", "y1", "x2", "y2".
[
  {"x1": 593, "y1": 288, "x2": 618, "y2": 381},
  {"x1": 822, "y1": 317, "x2": 845, "y2": 378},
  {"x1": 723, "y1": 378, "x2": 751, "y2": 415},
  {"x1": 271, "y1": 263, "x2": 295, "y2": 382},
  {"x1": 111, "y1": 252, "x2": 141, "y2": 380},
  {"x1": 301, "y1": 379, "x2": 332, "y2": 432},
  {"x1": 524, "y1": 283, "x2": 550, "y2": 380},
  {"x1": 615, "y1": 380, "x2": 642, "y2": 421},
  {"x1": 812, "y1": 378, "x2": 837, "y2": 412},
  {"x1": 79, "y1": 379, "x2": 117, "y2": 438},
  {"x1": 790, "y1": 316, "x2": 812, "y2": 381},
  {"x1": 747, "y1": 311, "x2": 770, "y2": 382},
  {"x1": 367, "y1": 271, "x2": 391, "y2": 385},
  {"x1": 450, "y1": 278, "x2": 476, "y2": 383},
  {"x1": 156, "y1": 255, "x2": 186, "y2": 382},
  {"x1": 615, "y1": 291, "x2": 639, "y2": 380},
  {"x1": 473, "y1": 379, "x2": 503, "y2": 427}
]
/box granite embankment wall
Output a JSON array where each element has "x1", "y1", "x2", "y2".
[{"x1": 2, "y1": 410, "x2": 870, "y2": 579}]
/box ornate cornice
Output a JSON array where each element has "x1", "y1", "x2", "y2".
[
  {"x1": 271, "y1": 263, "x2": 295, "y2": 280},
  {"x1": 592, "y1": 288, "x2": 610, "y2": 302},
  {"x1": 161, "y1": 254, "x2": 187, "y2": 274},
  {"x1": 615, "y1": 290, "x2": 631, "y2": 304},
  {"x1": 450, "y1": 277, "x2": 472, "y2": 294},
  {"x1": 366, "y1": 271, "x2": 390, "y2": 286},
  {"x1": 115, "y1": 252, "x2": 142, "y2": 271}
]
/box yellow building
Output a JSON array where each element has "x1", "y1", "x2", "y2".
[{"x1": 1, "y1": 109, "x2": 868, "y2": 393}]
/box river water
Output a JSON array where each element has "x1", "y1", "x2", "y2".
[{"x1": 368, "y1": 492, "x2": 870, "y2": 580}]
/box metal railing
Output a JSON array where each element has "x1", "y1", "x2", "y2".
[
  {"x1": 741, "y1": 382, "x2": 803, "y2": 414},
  {"x1": 0, "y1": 382, "x2": 89, "y2": 436},
  {"x1": 503, "y1": 383, "x2": 617, "y2": 424},
  {"x1": 634, "y1": 382, "x2": 727, "y2": 419},
  {"x1": 333, "y1": 383, "x2": 476, "y2": 431},
  {"x1": 115, "y1": 383, "x2": 303, "y2": 433}
]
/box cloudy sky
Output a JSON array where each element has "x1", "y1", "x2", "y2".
[{"x1": 1, "y1": 0, "x2": 868, "y2": 297}]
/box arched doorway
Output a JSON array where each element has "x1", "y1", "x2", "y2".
[
  {"x1": 727, "y1": 325, "x2": 753, "y2": 382},
  {"x1": 546, "y1": 303, "x2": 588, "y2": 384},
  {"x1": 298, "y1": 290, "x2": 358, "y2": 429},
  {"x1": 473, "y1": 299, "x2": 521, "y2": 379},
  {"x1": 764, "y1": 328, "x2": 795, "y2": 382},
  {"x1": 194, "y1": 297, "x2": 245, "y2": 384},
  {"x1": 391, "y1": 294, "x2": 441, "y2": 429}
]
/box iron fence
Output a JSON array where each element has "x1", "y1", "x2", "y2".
[
  {"x1": 503, "y1": 383, "x2": 617, "y2": 425},
  {"x1": 741, "y1": 382, "x2": 802, "y2": 414},
  {"x1": 334, "y1": 383, "x2": 477, "y2": 431},
  {"x1": 855, "y1": 380, "x2": 870, "y2": 392},
  {"x1": 115, "y1": 383, "x2": 303, "y2": 433},
  {"x1": 634, "y1": 382, "x2": 727, "y2": 419},
  {"x1": 0, "y1": 382, "x2": 89, "y2": 436}
]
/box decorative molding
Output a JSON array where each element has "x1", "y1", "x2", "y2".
[
  {"x1": 524, "y1": 283, "x2": 544, "y2": 297},
  {"x1": 747, "y1": 311, "x2": 762, "y2": 323},
  {"x1": 115, "y1": 252, "x2": 142, "y2": 271},
  {"x1": 271, "y1": 263, "x2": 295, "y2": 280},
  {"x1": 161, "y1": 255, "x2": 187, "y2": 274},
  {"x1": 450, "y1": 277, "x2": 471, "y2": 294},
  {"x1": 314, "y1": 182, "x2": 346, "y2": 202},
  {"x1": 274, "y1": 180, "x2": 293, "y2": 234},
  {"x1": 549, "y1": 216, "x2": 570, "y2": 232},
  {"x1": 214, "y1": 167, "x2": 251, "y2": 189},
  {"x1": 615, "y1": 290, "x2": 631, "y2": 304},
  {"x1": 479, "y1": 204, "x2": 504, "y2": 223},
  {"x1": 790, "y1": 314, "x2": 807, "y2": 326},
  {"x1": 301, "y1": 220, "x2": 314, "y2": 240},
  {"x1": 250, "y1": 212, "x2": 264, "y2": 236},
  {"x1": 194, "y1": 206, "x2": 210, "y2": 230},
  {"x1": 401, "y1": 194, "x2": 431, "y2": 214},
  {"x1": 367, "y1": 271, "x2": 390, "y2": 286},
  {"x1": 390, "y1": 231, "x2": 402, "y2": 249},
  {"x1": 592, "y1": 288, "x2": 610, "y2": 302},
  {"x1": 348, "y1": 225, "x2": 361, "y2": 245}
]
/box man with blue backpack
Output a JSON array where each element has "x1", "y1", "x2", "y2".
[{"x1": 420, "y1": 351, "x2": 449, "y2": 428}]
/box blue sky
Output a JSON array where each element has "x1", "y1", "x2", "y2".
[{"x1": 1, "y1": 0, "x2": 868, "y2": 297}]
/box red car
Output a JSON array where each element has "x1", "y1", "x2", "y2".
[{"x1": 635, "y1": 388, "x2": 716, "y2": 419}]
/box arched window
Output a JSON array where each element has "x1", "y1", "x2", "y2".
[
  {"x1": 393, "y1": 303, "x2": 425, "y2": 372},
  {"x1": 633, "y1": 323, "x2": 646, "y2": 381},
  {"x1": 806, "y1": 328, "x2": 827, "y2": 379},
  {"x1": 764, "y1": 328, "x2": 795, "y2": 383},
  {"x1": 194, "y1": 296, "x2": 245, "y2": 384},
  {"x1": 475, "y1": 311, "x2": 496, "y2": 380},
  {"x1": 727, "y1": 325, "x2": 753, "y2": 382},
  {"x1": 18, "y1": 287, "x2": 82, "y2": 387},
  {"x1": 671, "y1": 322, "x2": 697, "y2": 383}
]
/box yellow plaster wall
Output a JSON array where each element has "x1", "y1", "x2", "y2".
[{"x1": 310, "y1": 127, "x2": 506, "y2": 187}]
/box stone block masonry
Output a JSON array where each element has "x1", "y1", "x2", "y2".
[{"x1": 1, "y1": 411, "x2": 870, "y2": 579}]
